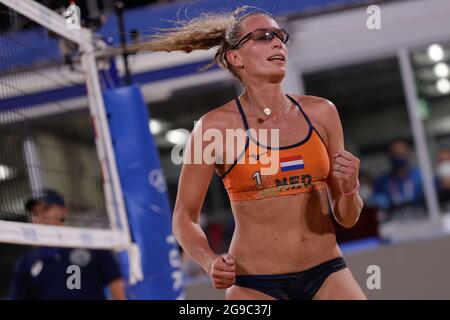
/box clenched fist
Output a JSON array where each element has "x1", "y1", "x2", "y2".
[
  {"x1": 209, "y1": 254, "x2": 236, "y2": 289},
  {"x1": 332, "y1": 150, "x2": 360, "y2": 194}
]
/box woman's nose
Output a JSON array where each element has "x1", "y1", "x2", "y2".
[{"x1": 271, "y1": 37, "x2": 283, "y2": 49}]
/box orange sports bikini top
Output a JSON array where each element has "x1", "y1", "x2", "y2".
[{"x1": 221, "y1": 95, "x2": 330, "y2": 202}]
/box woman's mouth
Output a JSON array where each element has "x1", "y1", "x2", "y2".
[{"x1": 267, "y1": 54, "x2": 286, "y2": 64}]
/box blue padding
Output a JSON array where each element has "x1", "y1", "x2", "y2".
[{"x1": 103, "y1": 85, "x2": 184, "y2": 299}]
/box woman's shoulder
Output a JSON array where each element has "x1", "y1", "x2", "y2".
[
  {"x1": 196, "y1": 99, "x2": 244, "y2": 132},
  {"x1": 288, "y1": 94, "x2": 337, "y2": 114},
  {"x1": 287, "y1": 94, "x2": 342, "y2": 144},
  {"x1": 288, "y1": 94, "x2": 340, "y2": 123}
]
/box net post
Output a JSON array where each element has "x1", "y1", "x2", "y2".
[{"x1": 79, "y1": 29, "x2": 132, "y2": 249}]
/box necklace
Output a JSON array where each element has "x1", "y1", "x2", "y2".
[
  {"x1": 242, "y1": 94, "x2": 287, "y2": 123},
  {"x1": 258, "y1": 107, "x2": 273, "y2": 123},
  {"x1": 263, "y1": 107, "x2": 272, "y2": 116}
]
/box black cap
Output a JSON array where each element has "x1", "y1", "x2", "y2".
[{"x1": 25, "y1": 189, "x2": 65, "y2": 212}]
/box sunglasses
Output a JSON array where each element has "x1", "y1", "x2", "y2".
[{"x1": 231, "y1": 28, "x2": 289, "y2": 49}]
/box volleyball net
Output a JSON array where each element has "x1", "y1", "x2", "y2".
[{"x1": 0, "y1": 0, "x2": 131, "y2": 250}]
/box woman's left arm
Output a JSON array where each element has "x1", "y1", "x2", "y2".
[{"x1": 321, "y1": 99, "x2": 364, "y2": 228}]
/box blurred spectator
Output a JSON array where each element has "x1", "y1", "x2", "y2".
[
  {"x1": 436, "y1": 148, "x2": 450, "y2": 207},
  {"x1": 372, "y1": 138, "x2": 425, "y2": 220},
  {"x1": 8, "y1": 189, "x2": 126, "y2": 300}
]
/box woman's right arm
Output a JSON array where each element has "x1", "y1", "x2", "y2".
[{"x1": 172, "y1": 117, "x2": 235, "y2": 288}]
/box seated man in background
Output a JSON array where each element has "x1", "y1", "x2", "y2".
[
  {"x1": 8, "y1": 189, "x2": 126, "y2": 300},
  {"x1": 372, "y1": 138, "x2": 425, "y2": 220}
]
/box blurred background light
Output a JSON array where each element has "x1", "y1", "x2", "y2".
[
  {"x1": 434, "y1": 62, "x2": 449, "y2": 78},
  {"x1": 165, "y1": 129, "x2": 189, "y2": 145},
  {"x1": 149, "y1": 119, "x2": 163, "y2": 135},
  {"x1": 436, "y1": 78, "x2": 450, "y2": 94},
  {"x1": 0, "y1": 164, "x2": 14, "y2": 181},
  {"x1": 428, "y1": 44, "x2": 445, "y2": 62}
]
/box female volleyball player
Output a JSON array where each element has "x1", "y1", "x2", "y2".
[{"x1": 141, "y1": 7, "x2": 366, "y2": 299}]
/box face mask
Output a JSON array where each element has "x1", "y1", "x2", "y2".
[
  {"x1": 390, "y1": 155, "x2": 409, "y2": 171},
  {"x1": 437, "y1": 161, "x2": 450, "y2": 179}
]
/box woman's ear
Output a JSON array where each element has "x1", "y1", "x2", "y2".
[{"x1": 226, "y1": 50, "x2": 244, "y2": 69}]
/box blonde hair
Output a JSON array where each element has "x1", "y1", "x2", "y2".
[{"x1": 125, "y1": 6, "x2": 273, "y2": 78}]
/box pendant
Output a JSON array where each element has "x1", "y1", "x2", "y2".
[{"x1": 263, "y1": 107, "x2": 271, "y2": 116}]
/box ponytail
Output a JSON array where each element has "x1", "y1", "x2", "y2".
[{"x1": 125, "y1": 6, "x2": 272, "y2": 77}]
